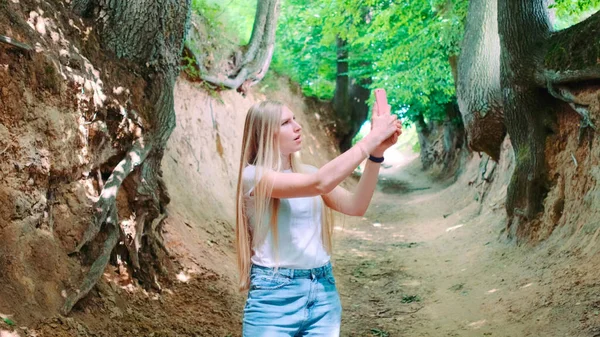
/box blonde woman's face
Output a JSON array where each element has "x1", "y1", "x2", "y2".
[{"x1": 278, "y1": 106, "x2": 302, "y2": 155}]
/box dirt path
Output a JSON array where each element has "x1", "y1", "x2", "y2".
[{"x1": 333, "y1": 152, "x2": 600, "y2": 337}]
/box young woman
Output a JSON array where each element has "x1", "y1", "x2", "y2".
[{"x1": 235, "y1": 99, "x2": 401, "y2": 336}]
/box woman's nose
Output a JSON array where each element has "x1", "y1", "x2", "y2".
[{"x1": 293, "y1": 121, "x2": 302, "y2": 131}]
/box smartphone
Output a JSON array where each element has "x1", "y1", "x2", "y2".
[{"x1": 374, "y1": 88, "x2": 388, "y2": 115}]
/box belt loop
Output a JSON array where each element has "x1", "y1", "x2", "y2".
[{"x1": 289, "y1": 268, "x2": 294, "y2": 279}]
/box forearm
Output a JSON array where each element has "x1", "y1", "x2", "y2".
[
  {"x1": 315, "y1": 134, "x2": 382, "y2": 193},
  {"x1": 348, "y1": 159, "x2": 381, "y2": 215}
]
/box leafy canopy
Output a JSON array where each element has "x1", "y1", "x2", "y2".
[
  {"x1": 187, "y1": 0, "x2": 600, "y2": 125},
  {"x1": 273, "y1": 0, "x2": 468, "y2": 124}
]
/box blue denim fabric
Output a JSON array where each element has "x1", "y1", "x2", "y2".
[{"x1": 242, "y1": 262, "x2": 342, "y2": 337}]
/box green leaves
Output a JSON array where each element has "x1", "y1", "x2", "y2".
[
  {"x1": 273, "y1": 0, "x2": 468, "y2": 124},
  {"x1": 2, "y1": 317, "x2": 15, "y2": 326},
  {"x1": 551, "y1": 0, "x2": 600, "y2": 29},
  {"x1": 552, "y1": 0, "x2": 600, "y2": 20}
]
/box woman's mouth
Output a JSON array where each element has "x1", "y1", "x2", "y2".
[{"x1": 294, "y1": 135, "x2": 301, "y2": 142}]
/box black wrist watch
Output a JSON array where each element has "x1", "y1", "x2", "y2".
[{"x1": 368, "y1": 155, "x2": 384, "y2": 163}]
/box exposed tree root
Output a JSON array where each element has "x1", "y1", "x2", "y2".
[
  {"x1": 71, "y1": 138, "x2": 152, "y2": 254},
  {"x1": 0, "y1": 35, "x2": 32, "y2": 53},
  {"x1": 547, "y1": 81, "x2": 597, "y2": 143},
  {"x1": 191, "y1": 0, "x2": 280, "y2": 91},
  {"x1": 61, "y1": 209, "x2": 119, "y2": 315},
  {"x1": 60, "y1": 0, "x2": 189, "y2": 316},
  {"x1": 63, "y1": 138, "x2": 152, "y2": 314},
  {"x1": 540, "y1": 68, "x2": 600, "y2": 85}
]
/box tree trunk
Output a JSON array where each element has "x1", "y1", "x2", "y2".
[
  {"x1": 198, "y1": 0, "x2": 280, "y2": 91},
  {"x1": 62, "y1": 0, "x2": 190, "y2": 314},
  {"x1": 498, "y1": 0, "x2": 555, "y2": 235},
  {"x1": 416, "y1": 112, "x2": 434, "y2": 169},
  {"x1": 333, "y1": 37, "x2": 350, "y2": 131},
  {"x1": 442, "y1": 102, "x2": 465, "y2": 168},
  {"x1": 332, "y1": 37, "x2": 371, "y2": 152},
  {"x1": 458, "y1": 0, "x2": 600, "y2": 240},
  {"x1": 457, "y1": 0, "x2": 505, "y2": 160},
  {"x1": 444, "y1": 56, "x2": 466, "y2": 169}
]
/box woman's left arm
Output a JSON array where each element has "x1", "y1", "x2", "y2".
[
  {"x1": 322, "y1": 123, "x2": 401, "y2": 216},
  {"x1": 321, "y1": 158, "x2": 383, "y2": 216}
]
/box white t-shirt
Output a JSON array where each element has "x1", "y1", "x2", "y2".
[{"x1": 242, "y1": 165, "x2": 330, "y2": 269}]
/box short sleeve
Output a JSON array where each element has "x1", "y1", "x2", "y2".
[
  {"x1": 242, "y1": 165, "x2": 261, "y2": 196},
  {"x1": 302, "y1": 164, "x2": 319, "y2": 174}
]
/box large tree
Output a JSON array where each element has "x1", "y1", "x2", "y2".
[
  {"x1": 458, "y1": 0, "x2": 600, "y2": 237},
  {"x1": 62, "y1": 0, "x2": 191, "y2": 314},
  {"x1": 456, "y1": 0, "x2": 504, "y2": 161},
  {"x1": 191, "y1": 0, "x2": 281, "y2": 92}
]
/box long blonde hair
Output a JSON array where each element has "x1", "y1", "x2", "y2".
[{"x1": 235, "y1": 101, "x2": 334, "y2": 291}]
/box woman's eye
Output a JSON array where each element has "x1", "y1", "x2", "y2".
[{"x1": 282, "y1": 120, "x2": 289, "y2": 126}]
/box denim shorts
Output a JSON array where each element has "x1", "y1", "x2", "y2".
[{"x1": 242, "y1": 262, "x2": 342, "y2": 337}]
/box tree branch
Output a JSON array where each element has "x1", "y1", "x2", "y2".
[{"x1": 542, "y1": 10, "x2": 600, "y2": 85}]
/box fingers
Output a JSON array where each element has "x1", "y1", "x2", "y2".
[
  {"x1": 372, "y1": 101, "x2": 382, "y2": 117},
  {"x1": 382, "y1": 103, "x2": 391, "y2": 115},
  {"x1": 372, "y1": 113, "x2": 401, "y2": 139}
]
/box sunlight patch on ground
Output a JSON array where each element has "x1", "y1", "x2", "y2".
[
  {"x1": 521, "y1": 283, "x2": 534, "y2": 289},
  {"x1": 468, "y1": 319, "x2": 487, "y2": 329},
  {"x1": 402, "y1": 280, "x2": 421, "y2": 287},
  {"x1": 404, "y1": 192, "x2": 440, "y2": 206},
  {"x1": 177, "y1": 271, "x2": 191, "y2": 283},
  {"x1": 487, "y1": 288, "x2": 499, "y2": 294},
  {"x1": 445, "y1": 224, "x2": 464, "y2": 232},
  {"x1": 0, "y1": 330, "x2": 20, "y2": 337}
]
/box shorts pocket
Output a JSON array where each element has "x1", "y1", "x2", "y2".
[
  {"x1": 325, "y1": 275, "x2": 336, "y2": 285},
  {"x1": 250, "y1": 274, "x2": 291, "y2": 290}
]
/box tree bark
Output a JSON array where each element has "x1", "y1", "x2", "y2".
[
  {"x1": 451, "y1": 0, "x2": 600, "y2": 240},
  {"x1": 198, "y1": 0, "x2": 280, "y2": 91},
  {"x1": 457, "y1": 0, "x2": 505, "y2": 161},
  {"x1": 71, "y1": 0, "x2": 94, "y2": 17},
  {"x1": 416, "y1": 112, "x2": 434, "y2": 169},
  {"x1": 541, "y1": 10, "x2": 600, "y2": 85},
  {"x1": 442, "y1": 102, "x2": 465, "y2": 168},
  {"x1": 498, "y1": 0, "x2": 555, "y2": 235},
  {"x1": 63, "y1": 0, "x2": 190, "y2": 314},
  {"x1": 332, "y1": 37, "x2": 371, "y2": 152}
]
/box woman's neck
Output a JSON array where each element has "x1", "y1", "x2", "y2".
[{"x1": 281, "y1": 154, "x2": 291, "y2": 170}]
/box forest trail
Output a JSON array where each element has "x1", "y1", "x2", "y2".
[{"x1": 333, "y1": 149, "x2": 600, "y2": 337}]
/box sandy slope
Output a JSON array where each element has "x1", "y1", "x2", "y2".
[{"x1": 334, "y1": 148, "x2": 600, "y2": 337}]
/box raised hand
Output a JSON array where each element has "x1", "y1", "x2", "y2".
[
  {"x1": 372, "y1": 121, "x2": 402, "y2": 157},
  {"x1": 370, "y1": 105, "x2": 398, "y2": 142}
]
